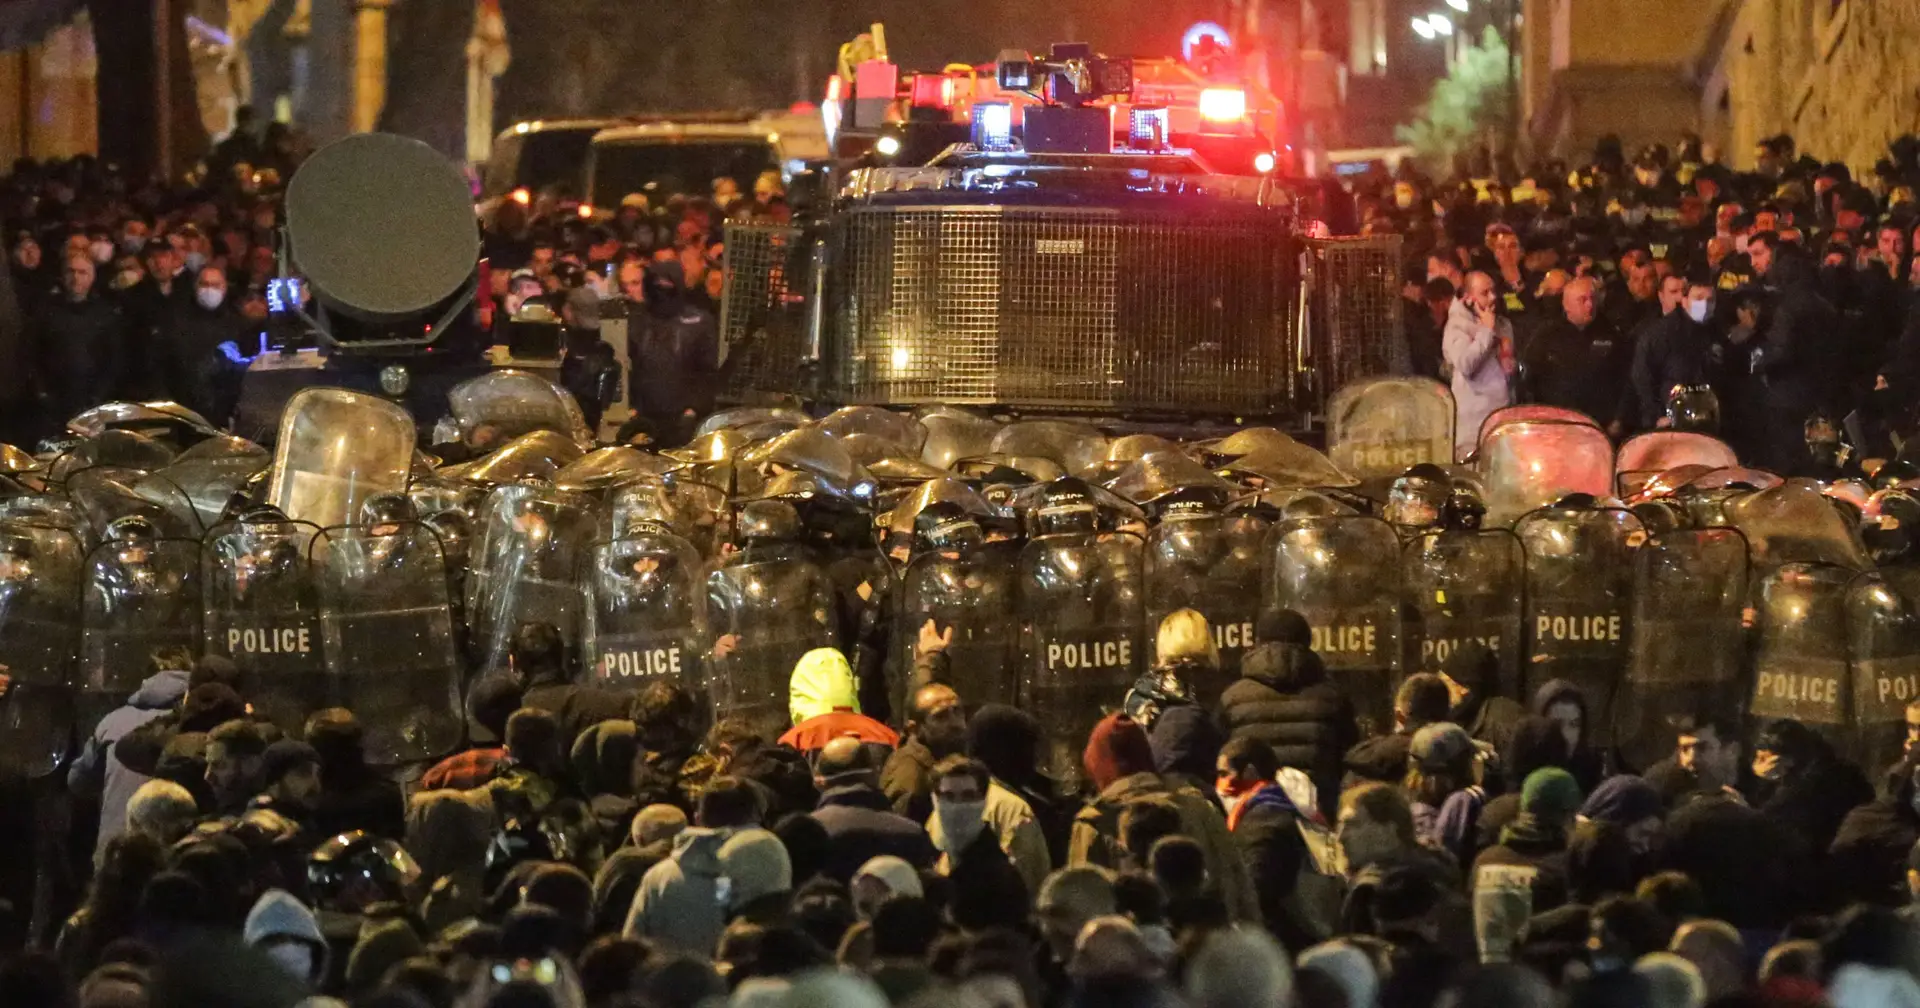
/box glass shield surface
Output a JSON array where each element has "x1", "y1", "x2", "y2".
[
  {"x1": 267, "y1": 388, "x2": 416, "y2": 530},
  {"x1": 1019, "y1": 530, "x2": 1145, "y2": 792}
]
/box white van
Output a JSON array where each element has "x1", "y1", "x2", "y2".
[{"x1": 584, "y1": 111, "x2": 828, "y2": 216}]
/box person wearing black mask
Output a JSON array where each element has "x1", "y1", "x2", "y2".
[{"x1": 626, "y1": 260, "x2": 717, "y2": 449}]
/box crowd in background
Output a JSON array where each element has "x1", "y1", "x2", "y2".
[{"x1": 1356, "y1": 133, "x2": 1920, "y2": 474}]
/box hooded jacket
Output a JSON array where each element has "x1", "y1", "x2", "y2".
[
  {"x1": 1220, "y1": 641, "x2": 1359, "y2": 813},
  {"x1": 779, "y1": 647, "x2": 898, "y2": 753},
  {"x1": 1443, "y1": 296, "x2": 1515, "y2": 459},
  {"x1": 405, "y1": 788, "x2": 494, "y2": 934},
  {"x1": 244, "y1": 888, "x2": 329, "y2": 988},
  {"x1": 71, "y1": 666, "x2": 189, "y2": 862},
  {"x1": 622, "y1": 826, "x2": 736, "y2": 955},
  {"x1": 1528, "y1": 679, "x2": 1604, "y2": 793},
  {"x1": 811, "y1": 779, "x2": 938, "y2": 882}
]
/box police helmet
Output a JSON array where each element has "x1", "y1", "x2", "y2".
[
  {"x1": 307, "y1": 830, "x2": 422, "y2": 914},
  {"x1": 914, "y1": 501, "x2": 982, "y2": 552},
  {"x1": 1630, "y1": 498, "x2": 1689, "y2": 536},
  {"x1": 1553, "y1": 493, "x2": 1601, "y2": 511},
  {"x1": 421, "y1": 510, "x2": 472, "y2": 564},
  {"x1": 1385, "y1": 464, "x2": 1450, "y2": 530},
  {"x1": 358, "y1": 492, "x2": 416, "y2": 529},
  {"x1": 1873, "y1": 459, "x2": 1920, "y2": 492},
  {"x1": 735, "y1": 499, "x2": 800, "y2": 545},
  {"x1": 1862, "y1": 487, "x2": 1920, "y2": 565},
  {"x1": 1153, "y1": 486, "x2": 1227, "y2": 521},
  {"x1": 1664, "y1": 384, "x2": 1721, "y2": 433},
  {"x1": 1822, "y1": 479, "x2": 1871, "y2": 527},
  {"x1": 1031, "y1": 477, "x2": 1099, "y2": 537},
  {"x1": 104, "y1": 515, "x2": 159, "y2": 544},
  {"x1": 237, "y1": 503, "x2": 287, "y2": 524},
  {"x1": 1442, "y1": 482, "x2": 1487, "y2": 531}
]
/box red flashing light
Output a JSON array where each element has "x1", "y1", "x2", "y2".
[{"x1": 1199, "y1": 87, "x2": 1247, "y2": 123}]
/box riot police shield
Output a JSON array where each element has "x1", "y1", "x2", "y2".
[
  {"x1": 1020, "y1": 531, "x2": 1144, "y2": 791},
  {"x1": 1401, "y1": 529, "x2": 1526, "y2": 697},
  {"x1": 1327, "y1": 376, "x2": 1455, "y2": 479},
  {"x1": 67, "y1": 466, "x2": 204, "y2": 541},
  {"x1": 1477, "y1": 406, "x2": 1600, "y2": 449},
  {"x1": 1515, "y1": 507, "x2": 1644, "y2": 744},
  {"x1": 817, "y1": 406, "x2": 927, "y2": 458},
  {"x1": 468, "y1": 485, "x2": 598, "y2": 672},
  {"x1": 313, "y1": 522, "x2": 462, "y2": 763},
  {"x1": 1145, "y1": 511, "x2": 1269, "y2": 701},
  {"x1": 442, "y1": 431, "x2": 585, "y2": 487},
  {"x1": 992, "y1": 421, "x2": 1110, "y2": 476},
  {"x1": 706, "y1": 543, "x2": 840, "y2": 741},
  {"x1": 896, "y1": 541, "x2": 1019, "y2": 711},
  {"x1": 1617, "y1": 529, "x2": 1750, "y2": 771},
  {"x1": 201, "y1": 520, "x2": 326, "y2": 735},
  {"x1": 1728, "y1": 480, "x2": 1871, "y2": 572},
  {"x1": 267, "y1": 389, "x2": 417, "y2": 530},
  {"x1": 917, "y1": 408, "x2": 1002, "y2": 470},
  {"x1": 1749, "y1": 563, "x2": 1854, "y2": 746},
  {"x1": 1268, "y1": 515, "x2": 1403, "y2": 738},
  {"x1": 607, "y1": 479, "x2": 729, "y2": 559},
  {"x1": 1845, "y1": 567, "x2": 1920, "y2": 775},
  {"x1": 80, "y1": 536, "x2": 202, "y2": 736},
  {"x1": 583, "y1": 530, "x2": 708, "y2": 694},
  {"x1": 0, "y1": 523, "x2": 83, "y2": 776},
  {"x1": 1614, "y1": 432, "x2": 1740, "y2": 499},
  {"x1": 1479, "y1": 421, "x2": 1615, "y2": 527},
  {"x1": 447, "y1": 369, "x2": 594, "y2": 447},
  {"x1": 553, "y1": 446, "x2": 674, "y2": 496}
]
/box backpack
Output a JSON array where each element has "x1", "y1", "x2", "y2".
[{"x1": 1283, "y1": 813, "x2": 1347, "y2": 943}]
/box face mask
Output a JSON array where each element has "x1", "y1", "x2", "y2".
[
  {"x1": 1687, "y1": 299, "x2": 1711, "y2": 323},
  {"x1": 934, "y1": 798, "x2": 987, "y2": 854},
  {"x1": 183, "y1": 251, "x2": 207, "y2": 274},
  {"x1": 89, "y1": 241, "x2": 114, "y2": 264},
  {"x1": 197, "y1": 287, "x2": 226, "y2": 310}
]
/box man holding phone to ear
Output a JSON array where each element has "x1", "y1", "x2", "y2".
[{"x1": 1443, "y1": 270, "x2": 1515, "y2": 461}]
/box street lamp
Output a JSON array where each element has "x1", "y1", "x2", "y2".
[
  {"x1": 1411, "y1": 15, "x2": 1436, "y2": 39},
  {"x1": 1445, "y1": 0, "x2": 1468, "y2": 11}
]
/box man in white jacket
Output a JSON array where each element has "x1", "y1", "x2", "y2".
[{"x1": 1443, "y1": 271, "x2": 1515, "y2": 460}]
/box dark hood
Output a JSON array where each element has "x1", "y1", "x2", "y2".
[
  {"x1": 1768, "y1": 250, "x2": 1819, "y2": 291},
  {"x1": 969, "y1": 703, "x2": 1043, "y2": 784},
  {"x1": 1530, "y1": 678, "x2": 1587, "y2": 719},
  {"x1": 1240, "y1": 641, "x2": 1327, "y2": 692},
  {"x1": 1505, "y1": 715, "x2": 1571, "y2": 782}
]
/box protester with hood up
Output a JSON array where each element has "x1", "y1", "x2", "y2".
[
  {"x1": 1343, "y1": 673, "x2": 1453, "y2": 788},
  {"x1": 628, "y1": 258, "x2": 719, "y2": 448},
  {"x1": 1578, "y1": 775, "x2": 1667, "y2": 867},
  {"x1": 622, "y1": 775, "x2": 763, "y2": 954},
  {"x1": 1442, "y1": 641, "x2": 1524, "y2": 753},
  {"x1": 1750, "y1": 718, "x2": 1873, "y2": 858},
  {"x1": 403, "y1": 787, "x2": 494, "y2": 935},
  {"x1": 968, "y1": 703, "x2": 1076, "y2": 868},
  {"x1": 1220, "y1": 608, "x2": 1360, "y2": 815},
  {"x1": 780, "y1": 648, "x2": 898, "y2": 756},
  {"x1": 69, "y1": 647, "x2": 193, "y2": 863},
  {"x1": 1475, "y1": 715, "x2": 1574, "y2": 854},
  {"x1": 302, "y1": 707, "x2": 404, "y2": 841},
  {"x1": 1830, "y1": 759, "x2": 1920, "y2": 907},
  {"x1": 806, "y1": 736, "x2": 935, "y2": 882},
  {"x1": 1531, "y1": 679, "x2": 1605, "y2": 793},
  {"x1": 243, "y1": 888, "x2": 329, "y2": 989},
  {"x1": 571, "y1": 717, "x2": 640, "y2": 837}
]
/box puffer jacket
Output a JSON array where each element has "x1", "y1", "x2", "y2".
[
  {"x1": 622, "y1": 826, "x2": 735, "y2": 954},
  {"x1": 1220, "y1": 641, "x2": 1359, "y2": 814},
  {"x1": 1068, "y1": 771, "x2": 1261, "y2": 924}
]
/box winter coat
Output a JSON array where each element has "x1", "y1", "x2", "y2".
[
  {"x1": 1220, "y1": 641, "x2": 1359, "y2": 814},
  {"x1": 1629, "y1": 306, "x2": 1716, "y2": 428},
  {"x1": 591, "y1": 837, "x2": 674, "y2": 936},
  {"x1": 1753, "y1": 253, "x2": 1842, "y2": 417},
  {"x1": 1755, "y1": 756, "x2": 1874, "y2": 858},
  {"x1": 1662, "y1": 793, "x2": 1804, "y2": 928},
  {"x1": 1471, "y1": 817, "x2": 1571, "y2": 915},
  {"x1": 521, "y1": 678, "x2": 631, "y2": 751},
  {"x1": 1343, "y1": 731, "x2": 1415, "y2": 788},
  {"x1": 926, "y1": 778, "x2": 1053, "y2": 898},
  {"x1": 1519, "y1": 314, "x2": 1633, "y2": 427},
  {"x1": 622, "y1": 826, "x2": 735, "y2": 954},
  {"x1": 810, "y1": 782, "x2": 937, "y2": 882},
  {"x1": 1443, "y1": 297, "x2": 1514, "y2": 458},
  {"x1": 1527, "y1": 679, "x2": 1605, "y2": 794},
  {"x1": 0, "y1": 265, "x2": 24, "y2": 410},
  {"x1": 70, "y1": 666, "x2": 188, "y2": 862},
  {"x1": 1828, "y1": 797, "x2": 1920, "y2": 908},
  {"x1": 943, "y1": 824, "x2": 1032, "y2": 932},
  {"x1": 156, "y1": 300, "x2": 248, "y2": 424},
  {"x1": 33, "y1": 293, "x2": 128, "y2": 420},
  {"x1": 1068, "y1": 771, "x2": 1261, "y2": 923},
  {"x1": 1228, "y1": 784, "x2": 1318, "y2": 950},
  {"x1": 309, "y1": 766, "x2": 405, "y2": 842},
  {"x1": 880, "y1": 735, "x2": 940, "y2": 825}
]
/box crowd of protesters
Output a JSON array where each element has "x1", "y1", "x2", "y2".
[
  {"x1": 11, "y1": 114, "x2": 1920, "y2": 1007},
  {"x1": 1361, "y1": 132, "x2": 1920, "y2": 474}
]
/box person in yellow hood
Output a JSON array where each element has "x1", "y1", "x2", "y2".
[{"x1": 778, "y1": 647, "x2": 898, "y2": 755}]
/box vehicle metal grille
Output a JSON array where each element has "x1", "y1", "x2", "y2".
[
  {"x1": 1304, "y1": 234, "x2": 1407, "y2": 401},
  {"x1": 716, "y1": 222, "x2": 815, "y2": 402}
]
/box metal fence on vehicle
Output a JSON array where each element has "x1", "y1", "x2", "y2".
[
  {"x1": 717, "y1": 222, "x2": 816, "y2": 403},
  {"x1": 1303, "y1": 234, "x2": 1407, "y2": 403}
]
